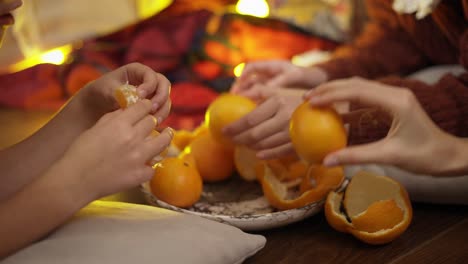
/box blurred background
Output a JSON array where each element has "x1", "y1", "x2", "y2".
[{"x1": 0, "y1": 0, "x2": 366, "y2": 131}]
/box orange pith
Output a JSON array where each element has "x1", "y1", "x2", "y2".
[
  {"x1": 114, "y1": 83, "x2": 139, "y2": 108},
  {"x1": 256, "y1": 163, "x2": 344, "y2": 211},
  {"x1": 324, "y1": 170, "x2": 412, "y2": 245}
]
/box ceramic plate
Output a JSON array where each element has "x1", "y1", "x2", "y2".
[{"x1": 141, "y1": 175, "x2": 348, "y2": 231}]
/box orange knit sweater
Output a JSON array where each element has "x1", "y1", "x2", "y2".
[{"x1": 316, "y1": 0, "x2": 468, "y2": 144}]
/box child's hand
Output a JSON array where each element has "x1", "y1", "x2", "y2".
[
  {"x1": 223, "y1": 88, "x2": 304, "y2": 160},
  {"x1": 305, "y1": 77, "x2": 468, "y2": 176},
  {"x1": 80, "y1": 63, "x2": 171, "y2": 124},
  {"x1": 231, "y1": 60, "x2": 327, "y2": 96},
  {"x1": 58, "y1": 100, "x2": 173, "y2": 200}
]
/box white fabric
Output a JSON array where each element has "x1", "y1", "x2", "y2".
[{"x1": 1, "y1": 201, "x2": 266, "y2": 264}]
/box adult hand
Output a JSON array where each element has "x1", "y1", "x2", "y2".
[{"x1": 305, "y1": 77, "x2": 468, "y2": 176}]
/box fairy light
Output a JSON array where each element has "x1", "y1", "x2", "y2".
[
  {"x1": 235, "y1": 0, "x2": 269, "y2": 18},
  {"x1": 233, "y1": 62, "x2": 245, "y2": 77}
]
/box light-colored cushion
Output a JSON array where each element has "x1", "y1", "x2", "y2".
[{"x1": 2, "y1": 201, "x2": 266, "y2": 264}]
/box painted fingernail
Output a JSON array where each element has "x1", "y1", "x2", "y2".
[{"x1": 323, "y1": 155, "x2": 339, "y2": 167}]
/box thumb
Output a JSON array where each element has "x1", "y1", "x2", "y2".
[{"x1": 322, "y1": 141, "x2": 390, "y2": 167}]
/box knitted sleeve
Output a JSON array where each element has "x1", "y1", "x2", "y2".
[
  {"x1": 348, "y1": 73, "x2": 468, "y2": 145},
  {"x1": 316, "y1": 0, "x2": 429, "y2": 80}
]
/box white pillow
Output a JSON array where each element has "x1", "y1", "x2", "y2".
[{"x1": 2, "y1": 201, "x2": 266, "y2": 264}]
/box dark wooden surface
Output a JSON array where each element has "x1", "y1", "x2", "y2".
[
  {"x1": 2, "y1": 108, "x2": 468, "y2": 264},
  {"x1": 246, "y1": 203, "x2": 468, "y2": 264}
]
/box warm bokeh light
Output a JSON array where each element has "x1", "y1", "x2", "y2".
[
  {"x1": 233, "y1": 62, "x2": 245, "y2": 77},
  {"x1": 236, "y1": 0, "x2": 269, "y2": 18},
  {"x1": 9, "y1": 45, "x2": 73, "y2": 73},
  {"x1": 136, "y1": 0, "x2": 173, "y2": 19}
]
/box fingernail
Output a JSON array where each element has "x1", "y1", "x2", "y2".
[
  {"x1": 164, "y1": 127, "x2": 174, "y2": 138},
  {"x1": 156, "y1": 117, "x2": 162, "y2": 126},
  {"x1": 152, "y1": 102, "x2": 159, "y2": 112},
  {"x1": 323, "y1": 155, "x2": 339, "y2": 167},
  {"x1": 151, "y1": 116, "x2": 158, "y2": 127},
  {"x1": 138, "y1": 89, "x2": 147, "y2": 98}
]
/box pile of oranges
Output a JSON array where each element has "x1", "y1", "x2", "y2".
[{"x1": 115, "y1": 85, "x2": 413, "y2": 245}]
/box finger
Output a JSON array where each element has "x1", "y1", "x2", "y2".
[
  {"x1": 134, "y1": 115, "x2": 158, "y2": 139},
  {"x1": 266, "y1": 70, "x2": 300, "y2": 88},
  {"x1": 0, "y1": 0, "x2": 22, "y2": 16},
  {"x1": 223, "y1": 97, "x2": 278, "y2": 136},
  {"x1": 96, "y1": 109, "x2": 123, "y2": 125},
  {"x1": 250, "y1": 131, "x2": 290, "y2": 151},
  {"x1": 134, "y1": 166, "x2": 156, "y2": 183},
  {"x1": 232, "y1": 116, "x2": 288, "y2": 145},
  {"x1": 153, "y1": 99, "x2": 172, "y2": 125},
  {"x1": 238, "y1": 60, "x2": 282, "y2": 81},
  {"x1": 322, "y1": 140, "x2": 390, "y2": 167},
  {"x1": 341, "y1": 108, "x2": 375, "y2": 124},
  {"x1": 256, "y1": 143, "x2": 296, "y2": 160},
  {"x1": 119, "y1": 99, "x2": 153, "y2": 124},
  {"x1": 144, "y1": 74, "x2": 171, "y2": 113},
  {"x1": 141, "y1": 127, "x2": 174, "y2": 160},
  {"x1": 308, "y1": 79, "x2": 402, "y2": 113},
  {"x1": 239, "y1": 83, "x2": 276, "y2": 102},
  {"x1": 123, "y1": 63, "x2": 171, "y2": 112},
  {"x1": 232, "y1": 74, "x2": 261, "y2": 94}
]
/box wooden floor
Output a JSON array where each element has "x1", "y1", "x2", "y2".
[{"x1": 2, "y1": 108, "x2": 468, "y2": 264}]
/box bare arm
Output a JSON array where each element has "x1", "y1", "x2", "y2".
[
  {"x1": 0, "y1": 90, "x2": 100, "y2": 201},
  {"x1": 0, "y1": 160, "x2": 91, "y2": 259},
  {"x1": 0, "y1": 100, "x2": 173, "y2": 259},
  {"x1": 0, "y1": 63, "x2": 172, "y2": 201}
]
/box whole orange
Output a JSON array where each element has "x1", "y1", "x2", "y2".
[
  {"x1": 205, "y1": 94, "x2": 256, "y2": 146},
  {"x1": 150, "y1": 157, "x2": 203, "y2": 208},
  {"x1": 185, "y1": 132, "x2": 234, "y2": 182},
  {"x1": 289, "y1": 102, "x2": 347, "y2": 164}
]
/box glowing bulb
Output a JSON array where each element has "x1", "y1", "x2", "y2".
[
  {"x1": 39, "y1": 47, "x2": 69, "y2": 65},
  {"x1": 236, "y1": 0, "x2": 269, "y2": 18},
  {"x1": 8, "y1": 45, "x2": 73, "y2": 73},
  {"x1": 233, "y1": 62, "x2": 245, "y2": 77}
]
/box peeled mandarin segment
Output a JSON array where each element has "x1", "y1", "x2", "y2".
[
  {"x1": 234, "y1": 145, "x2": 259, "y2": 181},
  {"x1": 114, "y1": 84, "x2": 139, "y2": 108},
  {"x1": 289, "y1": 102, "x2": 347, "y2": 164},
  {"x1": 352, "y1": 199, "x2": 404, "y2": 233},
  {"x1": 205, "y1": 93, "x2": 256, "y2": 146},
  {"x1": 150, "y1": 157, "x2": 202, "y2": 208}
]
